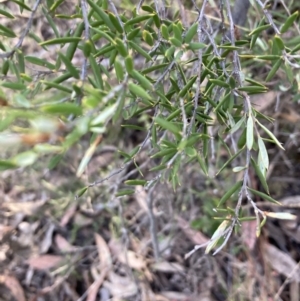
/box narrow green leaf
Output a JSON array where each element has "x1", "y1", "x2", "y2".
[
  {"x1": 281, "y1": 11, "x2": 299, "y2": 34},
  {"x1": 184, "y1": 22, "x2": 197, "y2": 43},
  {"x1": 161, "y1": 24, "x2": 169, "y2": 40},
  {"x1": 41, "y1": 80, "x2": 72, "y2": 93},
  {"x1": 114, "y1": 59, "x2": 124, "y2": 81},
  {"x1": 0, "y1": 160, "x2": 17, "y2": 171},
  {"x1": 187, "y1": 42, "x2": 206, "y2": 50},
  {"x1": 89, "y1": 55, "x2": 103, "y2": 89},
  {"x1": 13, "y1": 151, "x2": 38, "y2": 167},
  {"x1": 249, "y1": 24, "x2": 271, "y2": 36},
  {"x1": 127, "y1": 27, "x2": 140, "y2": 40},
  {"x1": 48, "y1": 154, "x2": 63, "y2": 169},
  {"x1": 108, "y1": 12, "x2": 123, "y2": 33},
  {"x1": 42, "y1": 103, "x2": 82, "y2": 116},
  {"x1": 155, "y1": 117, "x2": 181, "y2": 138},
  {"x1": 266, "y1": 58, "x2": 282, "y2": 81},
  {"x1": 178, "y1": 76, "x2": 197, "y2": 98},
  {"x1": 125, "y1": 55, "x2": 134, "y2": 73},
  {"x1": 76, "y1": 186, "x2": 88, "y2": 198},
  {"x1": 149, "y1": 164, "x2": 167, "y2": 172},
  {"x1": 125, "y1": 14, "x2": 153, "y2": 28},
  {"x1": 217, "y1": 181, "x2": 242, "y2": 207},
  {"x1": 142, "y1": 63, "x2": 169, "y2": 74},
  {"x1": 49, "y1": 0, "x2": 65, "y2": 12},
  {"x1": 215, "y1": 91, "x2": 231, "y2": 112},
  {"x1": 1, "y1": 82, "x2": 26, "y2": 90},
  {"x1": 256, "y1": 55, "x2": 281, "y2": 60},
  {"x1": 284, "y1": 61, "x2": 293, "y2": 83},
  {"x1": 115, "y1": 37, "x2": 128, "y2": 57},
  {"x1": 11, "y1": 0, "x2": 32, "y2": 11},
  {"x1": 209, "y1": 79, "x2": 230, "y2": 89},
  {"x1": 151, "y1": 147, "x2": 177, "y2": 159},
  {"x1": 25, "y1": 56, "x2": 56, "y2": 70},
  {"x1": 232, "y1": 166, "x2": 247, "y2": 172},
  {"x1": 58, "y1": 52, "x2": 80, "y2": 79},
  {"x1": 128, "y1": 83, "x2": 152, "y2": 101},
  {"x1": 142, "y1": 30, "x2": 154, "y2": 46},
  {"x1": 141, "y1": 5, "x2": 155, "y2": 13},
  {"x1": 1, "y1": 60, "x2": 9, "y2": 75},
  {"x1": 91, "y1": 104, "x2": 117, "y2": 125},
  {"x1": 130, "y1": 70, "x2": 153, "y2": 91},
  {"x1": 39, "y1": 37, "x2": 82, "y2": 46},
  {"x1": 230, "y1": 117, "x2": 246, "y2": 135},
  {"x1": 0, "y1": 24, "x2": 16, "y2": 37},
  {"x1": 0, "y1": 8, "x2": 14, "y2": 19},
  {"x1": 87, "y1": 0, "x2": 114, "y2": 30},
  {"x1": 66, "y1": 22, "x2": 84, "y2": 61},
  {"x1": 237, "y1": 127, "x2": 247, "y2": 149},
  {"x1": 124, "y1": 180, "x2": 147, "y2": 186},
  {"x1": 77, "y1": 136, "x2": 101, "y2": 177},
  {"x1": 82, "y1": 40, "x2": 93, "y2": 58},
  {"x1": 238, "y1": 86, "x2": 268, "y2": 93},
  {"x1": 216, "y1": 148, "x2": 244, "y2": 175},
  {"x1": 205, "y1": 219, "x2": 230, "y2": 254},
  {"x1": 128, "y1": 41, "x2": 152, "y2": 61},
  {"x1": 247, "y1": 187, "x2": 281, "y2": 205},
  {"x1": 245, "y1": 78, "x2": 267, "y2": 88},
  {"x1": 92, "y1": 28, "x2": 115, "y2": 44},
  {"x1": 115, "y1": 189, "x2": 135, "y2": 196},
  {"x1": 258, "y1": 136, "x2": 269, "y2": 170},
  {"x1": 250, "y1": 157, "x2": 269, "y2": 194},
  {"x1": 291, "y1": 43, "x2": 300, "y2": 54},
  {"x1": 218, "y1": 45, "x2": 242, "y2": 50},
  {"x1": 42, "y1": 6, "x2": 59, "y2": 38},
  {"x1": 113, "y1": 92, "x2": 125, "y2": 124},
  {"x1": 256, "y1": 120, "x2": 284, "y2": 150},
  {"x1": 197, "y1": 154, "x2": 208, "y2": 176}
]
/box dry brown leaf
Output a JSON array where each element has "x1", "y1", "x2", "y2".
[
  {"x1": 241, "y1": 220, "x2": 257, "y2": 250},
  {"x1": 160, "y1": 291, "x2": 191, "y2": 300},
  {"x1": 117, "y1": 250, "x2": 147, "y2": 270},
  {"x1": 55, "y1": 234, "x2": 78, "y2": 252},
  {"x1": 140, "y1": 282, "x2": 156, "y2": 301},
  {"x1": 264, "y1": 243, "x2": 300, "y2": 282},
  {"x1": 0, "y1": 275, "x2": 26, "y2": 301},
  {"x1": 0, "y1": 225, "x2": 14, "y2": 241},
  {"x1": 252, "y1": 91, "x2": 277, "y2": 112},
  {"x1": 109, "y1": 240, "x2": 153, "y2": 281},
  {"x1": 134, "y1": 185, "x2": 148, "y2": 212},
  {"x1": 151, "y1": 261, "x2": 184, "y2": 273},
  {"x1": 290, "y1": 281, "x2": 299, "y2": 301},
  {"x1": 86, "y1": 267, "x2": 109, "y2": 301},
  {"x1": 2, "y1": 200, "x2": 46, "y2": 215},
  {"x1": 279, "y1": 196, "x2": 300, "y2": 208},
  {"x1": 73, "y1": 212, "x2": 93, "y2": 227},
  {"x1": 104, "y1": 272, "x2": 138, "y2": 298},
  {"x1": 279, "y1": 107, "x2": 300, "y2": 123},
  {"x1": 175, "y1": 215, "x2": 209, "y2": 245},
  {"x1": 95, "y1": 233, "x2": 112, "y2": 269},
  {"x1": 27, "y1": 255, "x2": 64, "y2": 270},
  {"x1": 60, "y1": 203, "x2": 77, "y2": 227},
  {"x1": 40, "y1": 223, "x2": 55, "y2": 254}
]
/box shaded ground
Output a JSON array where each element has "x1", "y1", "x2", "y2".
[{"x1": 1, "y1": 1, "x2": 300, "y2": 301}]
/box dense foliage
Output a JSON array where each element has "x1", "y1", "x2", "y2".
[{"x1": 0, "y1": 0, "x2": 299, "y2": 254}]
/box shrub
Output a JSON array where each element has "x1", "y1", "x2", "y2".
[{"x1": 0, "y1": 0, "x2": 299, "y2": 254}]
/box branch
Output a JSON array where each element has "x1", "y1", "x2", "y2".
[{"x1": 0, "y1": 0, "x2": 42, "y2": 59}]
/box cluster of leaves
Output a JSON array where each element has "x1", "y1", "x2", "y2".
[{"x1": 0, "y1": 0, "x2": 299, "y2": 253}]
